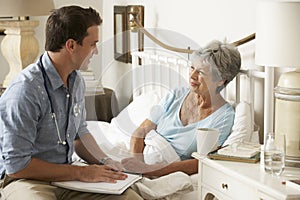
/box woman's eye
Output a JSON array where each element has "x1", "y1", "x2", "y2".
[{"x1": 190, "y1": 66, "x2": 205, "y2": 76}]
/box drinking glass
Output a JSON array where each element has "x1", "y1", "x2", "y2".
[{"x1": 271, "y1": 134, "x2": 286, "y2": 176}]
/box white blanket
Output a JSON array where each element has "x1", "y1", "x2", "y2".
[
  {"x1": 78, "y1": 91, "x2": 199, "y2": 199},
  {"x1": 84, "y1": 121, "x2": 194, "y2": 200},
  {"x1": 131, "y1": 172, "x2": 193, "y2": 200},
  {"x1": 86, "y1": 120, "x2": 180, "y2": 164},
  {"x1": 144, "y1": 130, "x2": 180, "y2": 164}
]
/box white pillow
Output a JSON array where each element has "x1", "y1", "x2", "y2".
[
  {"x1": 113, "y1": 92, "x2": 255, "y2": 148},
  {"x1": 113, "y1": 90, "x2": 162, "y2": 133},
  {"x1": 223, "y1": 101, "x2": 252, "y2": 146}
]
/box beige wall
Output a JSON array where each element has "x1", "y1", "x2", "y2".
[
  {"x1": 0, "y1": 0, "x2": 103, "y2": 87},
  {"x1": 0, "y1": 0, "x2": 290, "y2": 141},
  {"x1": 101, "y1": 0, "x2": 265, "y2": 140}
]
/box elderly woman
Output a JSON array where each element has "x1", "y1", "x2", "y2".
[{"x1": 122, "y1": 40, "x2": 241, "y2": 176}]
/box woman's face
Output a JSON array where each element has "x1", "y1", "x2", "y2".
[{"x1": 189, "y1": 62, "x2": 220, "y2": 97}]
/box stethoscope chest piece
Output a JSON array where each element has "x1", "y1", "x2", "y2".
[{"x1": 73, "y1": 103, "x2": 81, "y2": 117}]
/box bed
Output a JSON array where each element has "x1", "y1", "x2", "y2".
[{"x1": 82, "y1": 48, "x2": 265, "y2": 199}]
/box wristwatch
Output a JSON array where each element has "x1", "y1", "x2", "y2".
[{"x1": 99, "y1": 156, "x2": 112, "y2": 165}]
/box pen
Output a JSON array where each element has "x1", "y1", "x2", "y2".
[
  {"x1": 122, "y1": 170, "x2": 142, "y2": 176},
  {"x1": 109, "y1": 168, "x2": 141, "y2": 175}
]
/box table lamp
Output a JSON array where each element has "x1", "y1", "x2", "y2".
[
  {"x1": 0, "y1": 0, "x2": 54, "y2": 87},
  {"x1": 255, "y1": 1, "x2": 300, "y2": 167}
]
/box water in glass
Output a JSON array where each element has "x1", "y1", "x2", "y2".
[{"x1": 271, "y1": 151, "x2": 285, "y2": 176}]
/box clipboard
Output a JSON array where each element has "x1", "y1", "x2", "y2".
[{"x1": 52, "y1": 172, "x2": 142, "y2": 195}]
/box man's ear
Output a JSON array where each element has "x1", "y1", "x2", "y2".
[{"x1": 65, "y1": 39, "x2": 76, "y2": 52}]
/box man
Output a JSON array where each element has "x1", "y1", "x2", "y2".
[{"x1": 0, "y1": 6, "x2": 142, "y2": 200}]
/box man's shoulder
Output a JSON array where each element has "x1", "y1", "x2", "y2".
[
  {"x1": 2, "y1": 66, "x2": 43, "y2": 101},
  {"x1": 12, "y1": 64, "x2": 42, "y2": 86}
]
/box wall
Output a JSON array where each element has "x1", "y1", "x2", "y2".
[
  {"x1": 0, "y1": 0, "x2": 103, "y2": 88},
  {"x1": 0, "y1": 0, "x2": 263, "y2": 131},
  {"x1": 101, "y1": 0, "x2": 266, "y2": 140},
  {"x1": 106, "y1": 0, "x2": 299, "y2": 142},
  {"x1": 0, "y1": 0, "x2": 290, "y2": 141},
  {"x1": 101, "y1": 0, "x2": 259, "y2": 105}
]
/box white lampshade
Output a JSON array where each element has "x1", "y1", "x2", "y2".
[
  {"x1": 256, "y1": 1, "x2": 300, "y2": 167},
  {"x1": 0, "y1": 0, "x2": 54, "y2": 17},
  {"x1": 255, "y1": 1, "x2": 300, "y2": 67}
]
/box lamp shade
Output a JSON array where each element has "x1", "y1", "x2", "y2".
[
  {"x1": 255, "y1": 1, "x2": 300, "y2": 67},
  {"x1": 0, "y1": 0, "x2": 54, "y2": 17}
]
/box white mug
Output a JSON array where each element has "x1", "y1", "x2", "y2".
[{"x1": 197, "y1": 128, "x2": 219, "y2": 156}]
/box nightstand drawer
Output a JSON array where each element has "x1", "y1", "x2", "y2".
[{"x1": 202, "y1": 163, "x2": 257, "y2": 199}]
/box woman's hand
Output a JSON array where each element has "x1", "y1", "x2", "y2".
[
  {"x1": 76, "y1": 164, "x2": 127, "y2": 183},
  {"x1": 104, "y1": 159, "x2": 123, "y2": 171},
  {"x1": 121, "y1": 157, "x2": 151, "y2": 174},
  {"x1": 121, "y1": 157, "x2": 164, "y2": 174}
]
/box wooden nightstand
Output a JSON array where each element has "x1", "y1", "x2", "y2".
[
  {"x1": 84, "y1": 88, "x2": 118, "y2": 122},
  {"x1": 192, "y1": 152, "x2": 300, "y2": 200}
]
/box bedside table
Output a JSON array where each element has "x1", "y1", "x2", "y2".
[
  {"x1": 192, "y1": 152, "x2": 300, "y2": 200},
  {"x1": 84, "y1": 88, "x2": 118, "y2": 122}
]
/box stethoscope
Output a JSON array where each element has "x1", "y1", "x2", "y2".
[{"x1": 38, "y1": 55, "x2": 67, "y2": 145}]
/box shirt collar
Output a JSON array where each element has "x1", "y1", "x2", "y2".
[{"x1": 41, "y1": 52, "x2": 78, "y2": 91}]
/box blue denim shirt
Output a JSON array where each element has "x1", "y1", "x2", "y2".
[{"x1": 0, "y1": 52, "x2": 89, "y2": 177}]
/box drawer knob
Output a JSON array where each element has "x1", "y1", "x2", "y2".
[{"x1": 221, "y1": 183, "x2": 228, "y2": 189}]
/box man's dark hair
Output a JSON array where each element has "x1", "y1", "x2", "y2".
[{"x1": 45, "y1": 6, "x2": 102, "y2": 52}]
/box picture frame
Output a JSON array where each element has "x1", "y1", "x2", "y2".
[
  {"x1": 114, "y1": 5, "x2": 144, "y2": 63},
  {"x1": 114, "y1": 6, "x2": 129, "y2": 63}
]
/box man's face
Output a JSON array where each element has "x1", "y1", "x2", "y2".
[{"x1": 73, "y1": 25, "x2": 99, "y2": 71}]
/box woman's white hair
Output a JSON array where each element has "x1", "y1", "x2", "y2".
[{"x1": 191, "y1": 39, "x2": 241, "y2": 93}]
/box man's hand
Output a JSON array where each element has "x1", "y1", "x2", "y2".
[{"x1": 77, "y1": 164, "x2": 127, "y2": 183}]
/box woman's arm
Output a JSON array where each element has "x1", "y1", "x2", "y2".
[
  {"x1": 122, "y1": 158, "x2": 198, "y2": 177},
  {"x1": 130, "y1": 119, "x2": 157, "y2": 161}
]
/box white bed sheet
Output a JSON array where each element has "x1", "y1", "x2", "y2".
[
  {"x1": 84, "y1": 119, "x2": 199, "y2": 200},
  {"x1": 79, "y1": 90, "x2": 257, "y2": 199}
]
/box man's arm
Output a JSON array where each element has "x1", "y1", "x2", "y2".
[
  {"x1": 9, "y1": 133, "x2": 127, "y2": 182},
  {"x1": 74, "y1": 133, "x2": 123, "y2": 170},
  {"x1": 74, "y1": 133, "x2": 107, "y2": 164},
  {"x1": 9, "y1": 157, "x2": 127, "y2": 183},
  {"x1": 130, "y1": 119, "x2": 157, "y2": 161}
]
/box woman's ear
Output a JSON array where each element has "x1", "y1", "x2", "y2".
[
  {"x1": 215, "y1": 80, "x2": 226, "y2": 94},
  {"x1": 217, "y1": 80, "x2": 226, "y2": 87}
]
